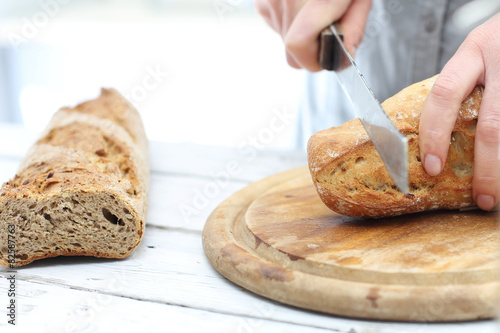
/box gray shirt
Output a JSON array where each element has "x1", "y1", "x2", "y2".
[{"x1": 296, "y1": 0, "x2": 474, "y2": 149}]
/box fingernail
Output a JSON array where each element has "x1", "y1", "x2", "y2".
[
  {"x1": 424, "y1": 154, "x2": 442, "y2": 176},
  {"x1": 476, "y1": 194, "x2": 495, "y2": 211}
]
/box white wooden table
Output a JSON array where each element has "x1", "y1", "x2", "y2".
[{"x1": 0, "y1": 123, "x2": 497, "y2": 333}]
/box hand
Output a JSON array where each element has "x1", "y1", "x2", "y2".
[
  {"x1": 419, "y1": 13, "x2": 500, "y2": 211},
  {"x1": 254, "y1": 0, "x2": 372, "y2": 71}
]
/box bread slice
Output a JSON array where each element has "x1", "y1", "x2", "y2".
[
  {"x1": 307, "y1": 76, "x2": 482, "y2": 218},
  {"x1": 0, "y1": 89, "x2": 149, "y2": 267}
]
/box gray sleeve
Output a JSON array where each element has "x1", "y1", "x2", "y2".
[{"x1": 296, "y1": 0, "x2": 473, "y2": 150}]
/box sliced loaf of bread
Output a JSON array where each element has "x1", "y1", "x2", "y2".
[
  {"x1": 308, "y1": 76, "x2": 481, "y2": 218},
  {"x1": 0, "y1": 89, "x2": 149, "y2": 266}
]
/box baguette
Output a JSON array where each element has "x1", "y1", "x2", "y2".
[
  {"x1": 0, "y1": 89, "x2": 149, "y2": 267},
  {"x1": 307, "y1": 76, "x2": 482, "y2": 218}
]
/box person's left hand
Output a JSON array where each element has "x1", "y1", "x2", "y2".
[{"x1": 419, "y1": 13, "x2": 500, "y2": 211}]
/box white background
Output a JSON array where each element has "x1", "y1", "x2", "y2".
[{"x1": 0, "y1": 0, "x2": 303, "y2": 149}]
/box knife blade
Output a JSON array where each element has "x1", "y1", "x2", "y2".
[{"x1": 319, "y1": 23, "x2": 409, "y2": 194}]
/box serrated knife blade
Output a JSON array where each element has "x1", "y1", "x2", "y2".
[{"x1": 319, "y1": 23, "x2": 408, "y2": 194}]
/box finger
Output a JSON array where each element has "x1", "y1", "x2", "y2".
[
  {"x1": 339, "y1": 0, "x2": 372, "y2": 57},
  {"x1": 282, "y1": 0, "x2": 308, "y2": 68},
  {"x1": 472, "y1": 14, "x2": 500, "y2": 210},
  {"x1": 286, "y1": 51, "x2": 301, "y2": 68},
  {"x1": 285, "y1": 0, "x2": 353, "y2": 71},
  {"x1": 254, "y1": 0, "x2": 271, "y2": 23},
  {"x1": 255, "y1": 0, "x2": 282, "y2": 34},
  {"x1": 419, "y1": 43, "x2": 484, "y2": 177},
  {"x1": 473, "y1": 81, "x2": 500, "y2": 210},
  {"x1": 281, "y1": 0, "x2": 308, "y2": 38}
]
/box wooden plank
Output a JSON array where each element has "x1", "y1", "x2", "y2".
[
  {"x1": 0, "y1": 125, "x2": 307, "y2": 182},
  {"x1": 0, "y1": 227, "x2": 495, "y2": 332},
  {"x1": 0, "y1": 151, "x2": 252, "y2": 234},
  {"x1": 149, "y1": 141, "x2": 306, "y2": 181},
  {"x1": 147, "y1": 173, "x2": 248, "y2": 231},
  {"x1": 0, "y1": 157, "x2": 245, "y2": 232},
  {"x1": 0, "y1": 125, "x2": 305, "y2": 232},
  {"x1": 0, "y1": 279, "x2": 334, "y2": 333}
]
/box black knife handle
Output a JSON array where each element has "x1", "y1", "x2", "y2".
[{"x1": 319, "y1": 23, "x2": 344, "y2": 71}]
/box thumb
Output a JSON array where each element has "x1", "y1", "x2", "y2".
[{"x1": 339, "y1": 0, "x2": 372, "y2": 57}]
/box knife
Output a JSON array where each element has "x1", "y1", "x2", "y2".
[{"x1": 319, "y1": 23, "x2": 409, "y2": 194}]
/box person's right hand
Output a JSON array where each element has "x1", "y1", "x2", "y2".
[{"x1": 255, "y1": 0, "x2": 372, "y2": 71}]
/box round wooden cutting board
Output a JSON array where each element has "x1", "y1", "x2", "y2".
[{"x1": 202, "y1": 167, "x2": 500, "y2": 322}]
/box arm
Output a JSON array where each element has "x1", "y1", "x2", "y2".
[
  {"x1": 419, "y1": 13, "x2": 500, "y2": 210},
  {"x1": 254, "y1": 0, "x2": 372, "y2": 71}
]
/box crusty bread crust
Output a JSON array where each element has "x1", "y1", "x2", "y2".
[
  {"x1": 307, "y1": 76, "x2": 482, "y2": 218},
  {"x1": 0, "y1": 89, "x2": 149, "y2": 266}
]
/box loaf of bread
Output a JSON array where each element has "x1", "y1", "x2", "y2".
[
  {"x1": 0, "y1": 89, "x2": 149, "y2": 267},
  {"x1": 307, "y1": 76, "x2": 482, "y2": 218}
]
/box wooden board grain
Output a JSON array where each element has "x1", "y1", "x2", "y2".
[{"x1": 202, "y1": 166, "x2": 500, "y2": 322}]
